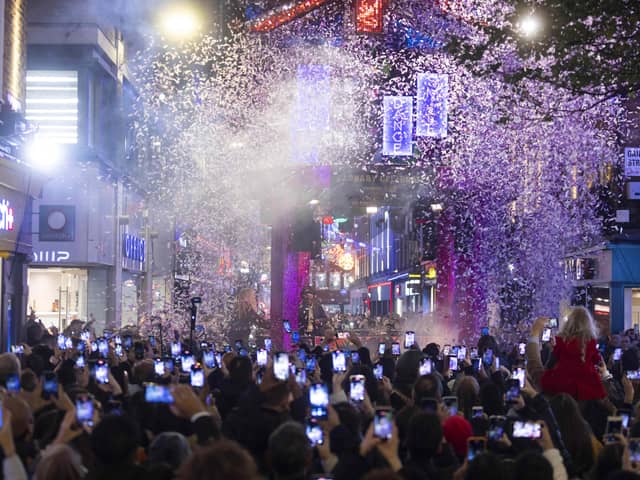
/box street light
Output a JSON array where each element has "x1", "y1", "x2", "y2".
[
  {"x1": 366, "y1": 206, "x2": 378, "y2": 214},
  {"x1": 517, "y1": 14, "x2": 541, "y2": 38},
  {"x1": 159, "y1": 4, "x2": 202, "y2": 41}
]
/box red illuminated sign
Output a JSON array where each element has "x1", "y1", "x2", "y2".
[
  {"x1": 355, "y1": 0, "x2": 383, "y2": 34},
  {"x1": 322, "y1": 216, "x2": 334, "y2": 225},
  {"x1": 250, "y1": 0, "x2": 333, "y2": 32}
]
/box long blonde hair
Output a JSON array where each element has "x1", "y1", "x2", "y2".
[{"x1": 557, "y1": 306, "x2": 598, "y2": 361}]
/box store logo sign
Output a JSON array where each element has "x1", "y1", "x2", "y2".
[
  {"x1": 0, "y1": 199, "x2": 15, "y2": 232},
  {"x1": 123, "y1": 233, "x2": 145, "y2": 263},
  {"x1": 32, "y1": 250, "x2": 70, "y2": 262}
]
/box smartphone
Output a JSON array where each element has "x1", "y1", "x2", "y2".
[
  {"x1": 203, "y1": 350, "x2": 216, "y2": 369},
  {"x1": 191, "y1": 364, "x2": 205, "y2": 388},
  {"x1": 404, "y1": 331, "x2": 416, "y2": 349},
  {"x1": 181, "y1": 352, "x2": 195, "y2": 373},
  {"x1": 332, "y1": 351, "x2": 346, "y2": 373},
  {"x1": 627, "y1": 370, "x2": 640, "y2": 380},
  {"x1": 606, "y1": 416, "x2": 623, "y2": 435},
  {"x1": 618, "y1": 409, "x2": 632, "y2": 429},
  {"x1": 5, "y1": 374, "x2": 20, "y2": 392},
  {"x1": 163, "y1": 357, "x2": 174, "y2": 373},
  {"x1": 483, "y1": 348, "x2": 493, "y2": 366},
  {"x1": 264, "y1": 338, "x2": 272, "y2": 351},
  {"x1": 467, "y1": 437, "x2": 486, "y2": 461},
  {"x1": 145, "y1": 383, "x2": 174, "y2": 403},
  {"x1": 75, "y1": 356, "x2": 86, "y2": 369},
  {"x1": 351, "y1": 351, "x2": 360, "y2": 364},
  {"x1": 448, "y1": 356, "x2": 458, "y2": 371},
  {"x1": 81, "y1": 331, "x2": 90, "y2": 341},
  {"x1": 549, "y1": 318, "x2": 558, "y2": 328},
  {"x1": 90, "y1": 341, "x2": 98, "y2": 353},
  {"x1": 76, "y1": 397, "x2": 94, "y2": 425},
  {"x1": 297, "y1": 349, "x2": 307, "y2": 362},
  {"x1": 274, "y1": 352, "x2": 290, "y2": 381},
  {"x1": 451, "y1": 346, "x2": 460, "y2": 357},
  {"x1": 419, "y1": 358, "x2": 432, "y2": 376},
  {"x1": 629, "y1": 438, "x2": 640, "y2": 462},
  {"x1": 420, "y1": 397, "x2": 438, "y2": 413},
  {"x1": 472, "y1": 406, "x2": 484, "y2": 418},
  {"x1": 283, "y1": 320, "x2": 292, "y2": 333},
  {"x1": 542, "y1": 328, "x2": 551, "y2": 342},
  {"x1": 442, "y1": 344, "x2": 450, "y2": 356},
  {"x1": 10, "y1": 345, "x2": 24, "y2": 354},
  {"x1": 481, "y1": 327, "x2": 489, "y2": 336},
  {"x1": 76, "y1": 341, "x2": 85, "y2": 353},
  {"x1": 458, "y1": 346, "x2": 467, "y2": 361},
  {"x1": 373, "y1": 410, "x2": 393, "y2": 440},
  {"x1": 223, "y1": 344, "x2": 232, "y2": 353},
  {"x1": 42, "y1": 371, "x2": 58, "y2": 399},
  {"x1": 154, "y1": 358, "x2": 165, "y2": 376},
  {"x1": 257, "y1": 348, "x2": 268, "y2": 367},
  {"x1": 614, "y1": 348, "x2": 623, "y2": 361},
  {"x1": 293, "y1": 367, "x2": 306, "y2": 386},
  {"x1": 378, "y1": 343, "x2": 386, "y2": 356},
  {"x1": 374, "y1": 363, "x2": 384, "y2": 380},
  {"x1": 470, "y1": 347, "x2": 478, "y2": 359},
  {"x1": 115, "y1": 345, "x2": 123, "y2": 357},
  {"x1": 98, "y1": 338, "x2": 108, "y2": 357},
  {"x1": 149, "y1": 335, "x2": 156, "y2": 348},
  {"x1": 292, "y1": 331, "x2": 300, "y2": 344},
  {"x1": 472, "y1": 358, "x2": 481, "y2": 371},
  {"x1": 443, "y1": 396, "x2": 458, "y2": 416},
  {"x1": 306, "y1": 419, "x2": 324, "y2": 446},
  {"x1": 309, "y1": 383, "x2": 329, "y2": 419},
  {"x1": 513, "y1": 420, "x2": 542, "y2": 439},
  {"x1": 487, "y1": 415, "x2": 507, "y2": 441},
  {"x1": 95, "y1": 361, "x2": 109, "y2": 384},
  {"x1": 391, "y1": 343, "x2": 401, "y2": 356},
  {"x1": 171, "y1": 342, "x2": 182, "y2": 357},
  {"x1": 114, "y1": 335, "x2": 122, "y2": 345},
  {"x1": 513, "y1": 367, "x2": 525, "y2": 388},
  {"x1": 518, "y1": 342, "x2": 526, "y2": 355},
  {"x1": 506, "y1": 379, "x2": 520, "y2": 403},
  {"x1": 350, "y1": 375, "x2": 365, "y2": 403},
  {"x1": 305, "y1": 357, "x2": 316, "y2": 373}
]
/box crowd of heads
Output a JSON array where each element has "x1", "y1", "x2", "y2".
[{"x1": 0, "y1": 306, "x2": 638, "y2": 479}]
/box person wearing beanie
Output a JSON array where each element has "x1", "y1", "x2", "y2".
[{"x1": 442, "y1": 415, "x2": 472, "y2": 461}]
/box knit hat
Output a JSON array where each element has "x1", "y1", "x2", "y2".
[{"x1": 442, "y1": 415, "x2": 472, "y2": 458}]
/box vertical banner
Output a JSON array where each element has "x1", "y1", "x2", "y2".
[
  {"x1": 292, "y1": 65, "x2": 331, "y2": 164},
  {"x1": 355, "y1": 0, "x2": 384, "y2": 33},
  {"x1": 383, "y1": 96, "x2": 413, "y2": 156},
  {"x1": 417, "y1": 73, "x2": 448, "y2": 138}
]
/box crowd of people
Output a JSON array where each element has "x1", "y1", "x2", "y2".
[{"x1": 0, "y1": 306, "x2": 639, "y2": 479}]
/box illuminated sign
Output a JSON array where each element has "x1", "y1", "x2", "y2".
[
  {"x1": 32, "y1": 250, "x2": 70, "y2": 262},
  {"x1": 625, "y1": 147, "x2": 640, "y2": 177},
  {"x1": 250, "y1": 0, "x2": 332, "y2": 32},
  {"x1": 322, "y1": 216, "x2": 334, "y2": 225},
  {"x1": 417, "y1": 73, "x2": 448, "y2": 138},
  {"x1": 383, "y1": 96, "x2": 413, "y2": 156},
  {"x1": 123, "y1": 233, "x2": 145, "y2": 263},
  {"x1": 0, "y1": 199, "x2": 15, "y2": 232},
  {"x1": 356, "y1": 0, "x2": 383, "y2": 33}
]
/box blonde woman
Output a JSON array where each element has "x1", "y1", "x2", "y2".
[{"x1": 540, "y1": 306, "x2": 606, "y2": 400}]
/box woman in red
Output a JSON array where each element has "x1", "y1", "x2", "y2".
[{"x1": 540, "y1": 306, "x2": 606, "y2": 401}]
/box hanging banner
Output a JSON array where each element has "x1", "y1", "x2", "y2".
[
  {"x1": 383, "y1": 96, "x2": 413, "y2": 156},
  {"x1": 356, "y1": 0, "x2": 384, "y2": 33},
  {"x1": 416, "y1": 73, "x2": 448, "y2": 138}
]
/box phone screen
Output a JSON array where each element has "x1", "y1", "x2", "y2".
[
  {"x1": 351, "y1": 351, "x2": 360, "y2": 364},
  {"x1": 57, "y1": 335, "x2": 67, "y2": 350},
  {"x1": 5, "y1": 374, "x2": 19, "y2": 392},
  {"x1": 295, "y1": 368, "x2": 307, "y2": 386},
  {"x1": 378, "y1": 343, "x2": 386, "y2": 355},
  {"x1": 98, "y1": 339, "x2": 108, "y2": 357},
  {"x1": 629, "y1": 438, "x2": 640, "y2": 462},
  {"x1": 274, "y1": 353, "x2": 290, "y2": 381},
  {"x1": 154, "y1": 359, "x2": 165, "y2": 376},
  {"x1": 145, "y1": 384, "x2": 174, "y2": 403},
  {"x1": 115, "y1": 345, "x2": 123, "y2": 357},
  {"x1": 374, "y1": 364, "x2": 384, "y2": 380},
  {"x1": 171, "y1": 342, "x2": 182, "y2": 357},
  {"x1": 391, "y1": 343, "x2": 401, "y2": 356},
  {"x1": 95, "y1": 362, "x2": 109, "y2": 384},
  {"x1": 506, "y1": 379, "x2": 520, "y2": 403},
  {"x1": 350, "y1": 375, "x2": 365, "y2": 402},
  {"x1": 181, "y1": 353, "x2": 195, "y2": 373},
  {"x1": 419, "y1": 359, "x2": 432, "y2": 376},
  {"x1": 306, "y1": 420, "x2": 324, "y2": 446},
  {"x1": 458, "y1": 346, "x2": 467, "y2": 360},
  {"x1": 374, "y1": 410, "x2": 393, "y2": 439},
  {"x1": 443, "y1": 396, "x2": 458, "y2": 416},
  {"x1": 518, "y1": 342, "x2": 526, "y2": 355},
  {"x1": 76, "y1": 399, "x2": 94, "y2": 424},
  {"x1": 607, "y1": 416, "x2": 623, "y2": 435},
  {"x1": 488, "y1": 416, "x2": 506, "y2": 441},
  {"x1": 448, "y1": 356, "x2": 458, "y2": 371},
  {"x1": 549, "y1": 318, "x2": 558, "y2": 328},
  {"x1": 483, "y1": 348, "x2": 493, "y2": 365},
  {"x1": 542, "y1": 328, "x2": 551, "y2": 342},
  {"x1": 203, "y1": 351, "x2": 216, "y2": 369},
  {"x1": 513, "y1": 367, "x2": 525, "y2": 388},
  {"x1": 190, "y1": 366, "x2": 205, "y2": 387},
  {"x1": 283, "y1": 321, "x2": 292, "y2": 333},
  {"x1": 614, "y1": 348, "x2": 622, "y2": 361},
  {"x1": 306, "y1": 357, "x2": 316, "y2": 372},
  {"x1": 264, "y1": 338, "x2": 272, "y2": 351},
  {"x1": 292, "y1": 332, "x2": 300, "y2": 344},
  {"x1": 257, "y1": 349, "x2": 268, "y2": 366},
  {"x1": 472, "y1": 358, "x2": 481, "y2": 371},
  {"x1": 43, "y1": 372, "x2": 58, "y2": 398},
  {"x1": 309, "y1": 383, "x2": 329, "y2": 419},
  {"x1": 513, "y1": 421, "x2": 541, "y2": 439},
  {"x1": 332, "y1": 351, "x2": 346, "y2": 372},
  {"x1": 404, "y1": 331, "x2": 415, "y2": 349},
  {"x1": 467, "y1": 438, "x2": 486, "y2": 461},
  {"x1": 472, "y1": 406, "x2": 484, "y2": 418}
]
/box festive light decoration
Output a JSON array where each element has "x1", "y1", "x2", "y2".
[
  {"x1": 356, "y1": 0, "x2": 384, "y2": 34},
  {"x1": 383, "y1": 96, "x2": 413, "y2": 156},
  {"x1": 417, "y1": 73, "x2": 448, "y2": 138},
  {"x1": 250, "y1": 0, "x2": 334, "y2": 32}
]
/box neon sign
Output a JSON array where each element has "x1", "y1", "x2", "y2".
[
  {"x1": 356, "y1": 0, "x2": 383, "y2": 33},
  {"x1": 0, "y1": 199, "x2": 15, "y2": 232},
  {"x1": 383, "y1": 96, "x2": 413, "y2": 156},
  {"x1": 249, "y1": 0, "x2": 332, "y2": 32},
  {"x1": 417, "y1": 73, "x2": 448, "y2": 138}
]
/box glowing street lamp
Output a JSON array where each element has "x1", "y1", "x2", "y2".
[
  {"x1": 517, "y1": 14, "x2": 541, "y2": 38},
  {"x1": 159, "y1": 4, "x2": 202, "y2": 41}
]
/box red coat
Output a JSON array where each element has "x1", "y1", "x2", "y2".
[{"x1": 540, "y1": 337, "x2": 606, "y2": 401}]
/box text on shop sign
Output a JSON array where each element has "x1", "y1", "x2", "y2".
[
  {"x1": 123, "y1": 234, "x2": 145, "y2": 263},
  {"x1": 0, "y1": 199, "x2": 15, "y2": 232}
]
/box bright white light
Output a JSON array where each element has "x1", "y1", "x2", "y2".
[
  {"x1": 518, "y1": 14, "x2": 541, "y2": 37},
  {"x1": 160, "y1": 5, "x2": 201, "y2": 40},
  {"x1": 366, "y1": 206, "x2": 378, "y2": 214},
  {"x1": 430, "y1": 203, "x2": 443, "y2": 212},
  {"x1": 26, "y1": 139, "x2": 62, "y2": 173},
  {"x1": 508, "y1": 263, "x2": 515, "y2": 272},
  {"x1": 309, "y1": 199, "x2": 320, "y2": 205}
]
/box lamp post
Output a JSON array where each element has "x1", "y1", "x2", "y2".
[{"x1": 158, "y1": 3, "x2": 202, "y2": 41}]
